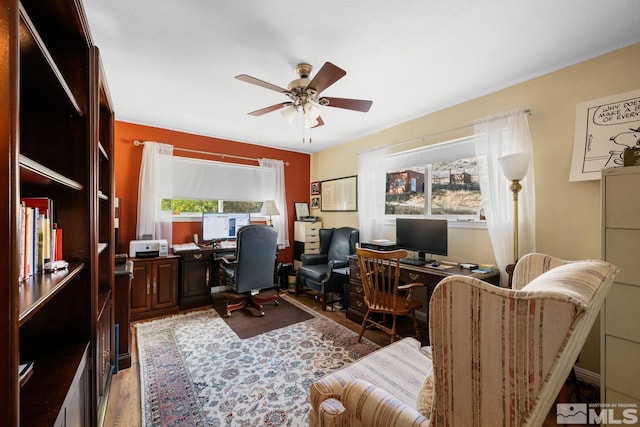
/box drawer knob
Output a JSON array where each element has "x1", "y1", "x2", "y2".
[
  {"x1": 193, "y1": 253, "x2": 202, "y2": 259},
  {"x1": 409, "y1": 273, "x2": 420, "y2": 281},
  {"x1": 356, "y1": 286, "x2": 363, "y2": 293}
]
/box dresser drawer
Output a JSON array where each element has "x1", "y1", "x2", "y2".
[{"x1": 304, "y1": 241, "x2": 320, "y2": 250}]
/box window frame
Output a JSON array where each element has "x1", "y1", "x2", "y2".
[{"x1": 384, "y1": 136, "x2": 486, "y2": 226}]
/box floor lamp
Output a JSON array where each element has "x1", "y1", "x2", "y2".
[{"x1": 498, "y1": 152, "x2": 530, "y2": 264}]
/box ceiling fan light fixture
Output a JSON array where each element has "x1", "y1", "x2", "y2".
[
  {"x1": 304, "y1": 102, "x2": 320, "y2": 120},
  {"x1": 281, "y1": 105, "x2": 298, "y2": 123},
  {"x1": 304, "y1": 111, "x2": 319, "y2": 128}
]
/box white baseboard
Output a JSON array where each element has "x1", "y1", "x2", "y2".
[{"x1": 574, "y1": 366, "x2": 600, "y2": 387}]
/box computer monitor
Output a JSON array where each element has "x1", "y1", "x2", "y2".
[
  {"x1": 395, "y1": 218, "x2": 448, "y2": 261},
  {"x1": 202, "y1": 212, "x2": 251, "y2": 242}
]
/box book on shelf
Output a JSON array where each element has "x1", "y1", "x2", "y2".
[{"x1": 19, "y1": 197, "x2": 62, "y2": 281}]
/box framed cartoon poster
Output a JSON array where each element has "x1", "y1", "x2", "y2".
[{"x1": 569, "y1": 88, "x2": 640, "y2": 181}]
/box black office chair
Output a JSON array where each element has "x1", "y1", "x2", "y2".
[
  {"x1": 296, "y1": 227, "x2": 359, "y2": 310},
  {"x1": 219, "y1": 224, "x2": 279, "y2": 317}
]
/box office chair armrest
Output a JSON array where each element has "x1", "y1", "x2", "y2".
[
  {"x1": 219, "y1": 255, "x2": 237, "y2": 265},
  {"x1": 301, "y1": 253, "x2": 328, "y2": 265}
]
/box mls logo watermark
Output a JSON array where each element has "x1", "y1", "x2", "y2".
[
  {"x1": 557, "y1": 404, "x2": 587, "y2": 424},
  {"x1": 557, "y1": 403, "x2": 638, "y2": 424}
]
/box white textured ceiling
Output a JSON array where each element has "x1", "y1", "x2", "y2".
[{"x1": 83, "y1": 0, "x2": 640, "y2": 154}]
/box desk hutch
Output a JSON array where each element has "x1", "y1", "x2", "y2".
[{"x1": 0, "y1": 0, "x2": 116, "y2": 425}]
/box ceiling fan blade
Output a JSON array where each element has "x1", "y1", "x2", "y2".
[
  {"x1": 312, "y1": 116, "x2": 325, "y2": 128},
  {"x1": 235, "y1": 74, "x2": 289, "y2": 93},
  {"x1": 248, "y1": 102, "x2": 291, "y2": 116},
  {"x1": 307, "y1": 62, "x2": 346, "y2": 94},
  {"x1": 321, "y1": 97, "x2": 373, "y2": 112}
]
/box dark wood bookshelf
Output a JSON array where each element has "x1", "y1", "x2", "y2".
[{"x1": 1, "y1": 0, "x2": 116, "y2": 425}]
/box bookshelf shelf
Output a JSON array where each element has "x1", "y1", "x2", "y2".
[
  {"x1": 19, "y1": 155, "x2": 84, "y2": 190},
  {"x1": 19, "y1": 5, "x2": 82, "y2": 116},
  {"x1": 18, "y1": 263, "x2": 85, "y2": 325},
  {"x1": 20, "y1": 342, "x2": 90, "y2": 427}
]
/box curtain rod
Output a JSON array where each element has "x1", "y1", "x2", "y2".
[
  {"x1": 359, "y1": 108, "x2": 531, "y2": 155},
  {"x1": 132, "y1": 140, "x2": 289, "y2": 166}
]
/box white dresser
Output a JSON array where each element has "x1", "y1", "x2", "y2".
[
  {"x1": 293, "y1": 220, "x2": 322, "y2": 269},
  {"x1": 601, "y1": 165, "x2": 640, "y2": 407}
]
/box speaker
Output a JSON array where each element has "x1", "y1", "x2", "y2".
[{"x1": 193, "y1": 233, "x2": 198, "y2": 245}]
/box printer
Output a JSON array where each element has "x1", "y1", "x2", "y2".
[{"x1": 129, "y1": 239, "x2": 169, "y2": 258}]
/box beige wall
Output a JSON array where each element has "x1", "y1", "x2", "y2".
[{"x1": 310, "y1": 43, "x2": 640, "y2": 374}]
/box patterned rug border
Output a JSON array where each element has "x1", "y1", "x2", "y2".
[{"x1": 135, "y1": 292, "x2": 380, "y2": 426}]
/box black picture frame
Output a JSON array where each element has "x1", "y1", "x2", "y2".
[{"x1": 320, "y1": 176, "x2": 357, "y2": 212}]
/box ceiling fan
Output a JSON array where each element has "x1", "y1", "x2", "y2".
[{"x1": 235, "y1": 62, "x2": 373, "y2": 130}]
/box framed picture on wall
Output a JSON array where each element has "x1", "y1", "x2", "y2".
[
  {"x1": 320, "y1": 175, "x2": 357, "y2": 212},
  {"x1": 310, "y1": 181, "x2": 320, "y2": 195},
  {"x1": 311, "y1": 197, "x2": 320, "y2": 209}
]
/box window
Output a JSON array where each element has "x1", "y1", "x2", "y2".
[
  {"x1": 384, "y1": 136, "x2": 482, "y2": 220},
  {"x1": 162, "y1": 199, "x2": 262, "y2": 218}
]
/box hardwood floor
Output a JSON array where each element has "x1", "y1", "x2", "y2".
[{"x1": 104, "y1": 290, "x2": 573, "y2": 426}]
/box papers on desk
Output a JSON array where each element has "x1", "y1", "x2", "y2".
[{"x1": 172, "y1": 242, "x2": 200, "y2": 252}]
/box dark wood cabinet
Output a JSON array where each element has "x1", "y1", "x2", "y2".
[
  {"x1": 179, "y1": 249, "x2": 215, "y2": 309},
  {"x1": 0, "y1": 0, "x2": 115, "y2": 425},
  {"x1": 131, "y1": 256, "x2": 180, "y2": 321}
]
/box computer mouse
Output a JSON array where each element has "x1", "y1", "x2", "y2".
[{"x1": 431, "y1": 261, "x2": 440, "y2": 267}]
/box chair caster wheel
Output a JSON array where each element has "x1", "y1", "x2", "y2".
[
  {"x1": 274, "y1": 300, "x2": 280, "y2": 306},
  {"x1": 225, "y1": 311, "x2": 231, "y2": 318},
  {"x1": 259, "y1": 311, "x2": 265, "y2": 316}
]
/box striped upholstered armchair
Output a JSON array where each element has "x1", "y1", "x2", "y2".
[{"x1": 309, "y1": 253, "x2": 619, "y2": 426}]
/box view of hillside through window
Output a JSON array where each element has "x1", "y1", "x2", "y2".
[
  {"x1": 386, "y1": 157, "x2": 482, "y2": 216},
  {"x1": 161, "y1": 199, "x2": 262, "y2": 215}
]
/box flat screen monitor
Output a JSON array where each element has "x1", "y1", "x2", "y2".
[
  {"x1": 202, "y1": 212, "x2": 251, "y2": 242},
  {"x1": 395, "y1": 218, "x2": 448, "y2": 261}
]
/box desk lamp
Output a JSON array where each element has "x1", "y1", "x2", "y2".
[
  {"x1": 260, "y1": 200, "x2": 280, "y2": 227},
  {"x1": 498, "y1": 152, "x2": 530, "y2": 264}
]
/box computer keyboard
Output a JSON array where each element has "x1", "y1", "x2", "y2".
[{"x1": 399, "y1": 258, "x2": 425, "y2": 266}]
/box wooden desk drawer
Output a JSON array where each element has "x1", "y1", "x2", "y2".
[
  {"x1": 350, "y1": 279, "x2": 364, "y2": 297},
  {"x1": 349, "y1": 294, "x2": 367, "y2": 314}
]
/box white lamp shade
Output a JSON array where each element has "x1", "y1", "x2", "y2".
[
  {"x1": 281, "y1": 105, "x2": 297, "y2": 123},
  {"x1": 498, "y1": 152, "x2": 530, "y2": 181},
  {"x1": 260, "y1": 200, "x2": 280, "y2": 216}
]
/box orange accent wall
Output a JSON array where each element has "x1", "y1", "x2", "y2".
[{"x1": 114, "y1": 121, "x2": 310, "y2": 264}]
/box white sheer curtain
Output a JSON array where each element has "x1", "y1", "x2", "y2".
[
  {"x1": 357, "y1": 147, "x2": 387, "y2": 242},
  {"x1": 474, "y1": 108, "x2": 535, "y2": 285},
  {"x1": 137, "y1": 141, "x2": 174, "y2": 242},
  {"x1": 259, "y1": 158, "x2": 289, "y2": 248}
]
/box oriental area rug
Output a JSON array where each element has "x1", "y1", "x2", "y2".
[{"x1": 135, "y1": 294, "x2": 379, "y2": 426}]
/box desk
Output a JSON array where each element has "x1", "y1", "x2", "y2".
[
  {"x1": 347, "y1": 256, "x2": 500, "y2": 344},
  {"x1": 175, "y1": 246, "x2": 236, "y2": 309}
]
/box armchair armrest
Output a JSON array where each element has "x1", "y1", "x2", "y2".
[
  {"x1": 327, "y1": 379, "x2": 428, "y2": 427},
  {"x1": 301, "y1": 253, "x2": 328, "y2": 265},
  {"x1": 399, "y1": 281, "x2": 425, "y2": 305}
]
